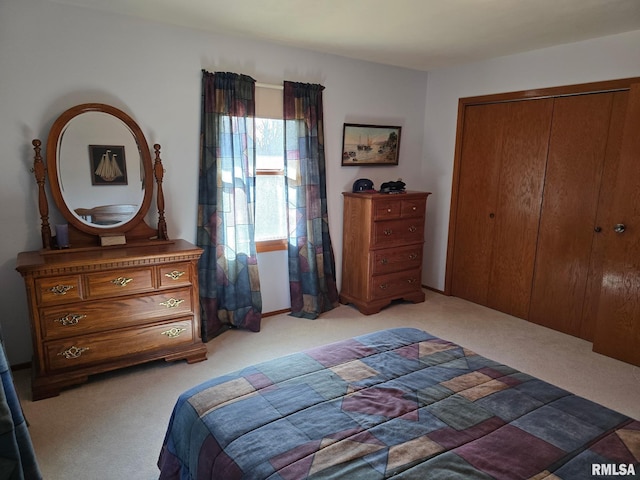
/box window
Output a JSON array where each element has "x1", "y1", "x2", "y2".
[{"x1": 254, "y1": 86, "x2": 287, "y2": 252}]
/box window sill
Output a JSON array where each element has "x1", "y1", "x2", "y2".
[{"x1": 256, "y1": 238, "x2": 287, "y2": 253}]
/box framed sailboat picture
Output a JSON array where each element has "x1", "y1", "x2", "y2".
[
  {"x1": 341, "y1": 123, "x2": 401, "y2": 166},
  {"x1": 89, "y1": 145, "x2": 128, "y2": 185}
]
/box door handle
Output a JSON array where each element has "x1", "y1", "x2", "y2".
[{"x1": 613, "y1": 223, "x2": 626, "y2": 234}]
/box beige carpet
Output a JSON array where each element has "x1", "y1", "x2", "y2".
[{"x1": 14, "y1": 290, "x2": 640, "y2": 479}]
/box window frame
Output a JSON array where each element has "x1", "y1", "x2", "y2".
[{"x1": 254, "y1": 137, "x2": 287, "y2": 253}]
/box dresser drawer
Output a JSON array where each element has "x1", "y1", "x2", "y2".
[
  {"x1": 400, "y1": 198, "x2": 426, "y2": 218},
  {"x1": 159, "y1": 262, "x2": 193, "y2": 288},
  {"x1": 85, "y1": 267, "x2": 154, "y2": 298},
  {"x1": 40, "y1": 287, "x2": 194, "y2": 340},
  {"x1": 369, "y1": 269, "x2": 422, "y2": 300},
  {"x1": 373, "y1": 218, "x2": 424, "y2": 247},
  {"x1": 44, "y1": 318, "x2": 195, "y2": 372},
  {"x1": 371, "y1": 245, "x2": 423, "y2": 275},
  {"x1": 373, "y1": 198, "x2": 402, "y2": 220},
  {"x1": 36, "y1": 275, "x2": 83, "y2": 305}
]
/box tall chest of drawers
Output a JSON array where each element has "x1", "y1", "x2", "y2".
[
  {"x1": 16, "y1": 239, "x2": 207, "y2": 400},
  {"x1": 340, "y1": 191, "x2": 430, "y2": 314}
]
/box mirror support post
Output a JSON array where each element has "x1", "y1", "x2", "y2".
[
  {"x1": 32, "y1": 139, "x2": 52, "y2": 249},
  {"x1": 154, "y1": 144, "x2": 168, "y2": 240}
]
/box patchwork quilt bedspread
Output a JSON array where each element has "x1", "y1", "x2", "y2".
[{"x1": 158, "y1": 328, "x2": 639, "y2": 479}]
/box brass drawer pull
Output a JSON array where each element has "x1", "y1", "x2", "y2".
[
  {"x1": 408, "y1": 225, "x2": 417, "y2": 233},
  {"x1": 379, "y1": 284, "x2": 389, "y2": 290},
  {"x1": 380, "y1": 258, "x2": 388, "y2": 265},
  {"x1": 407, "y1": 278, "x2": 417, "y2": 284},
  {"x1": 387, "y1": 208, "x2": 392, "y2": 213},
  {"x1": 165, "y1": 270, "x2": 186, "y2": 280},
  {"x1": 160, "y1": 298, "x2": 185, "y2": 308},
  {"x1": 409, "y1": 253, "x2": 418, "y2": 260},
  {"x1": 111, "y1": 277, "x2": 133, "y2": 287},
  {"x1": 384, "y1": 229, "x2": 393, "y2": 236},
  {"x1": 49, "y1": 284, "x2": 74, "y2": 296},
  {"x1": 412, "y1": 206, "x2": 417, "y2": 211},
  {"x1": 58, "y1": 346, "x2": 89, "y2": 359},
  {"x1": 162, "y1": 327, "x2": 186, "y2": 338},
  {"x1": 55, "y1": 313, "x2": 86, "y2": 326}
]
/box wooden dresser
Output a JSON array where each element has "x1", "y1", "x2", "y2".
[
  {"x1": 16, "y1": 239, "x2": 207, "y2": 400},
  {"x1": 340, "y1": 191, "x2": 430, "y2": 314}
]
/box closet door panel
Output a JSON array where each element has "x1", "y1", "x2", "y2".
[
  {"x1": 450, "y1": 103, "x2": 507, "y2": 305},
  {"x1": 528, "y1": 93, "x2": 615, "y2": 337},
  {"x1": 451, "y1": 99, "x2": 553, "y2": 317},
  {"x1": 580, "y1": 91, "x2": 629, "y2": 340},
  {"x1": 593, "y1": 84, "x2": 640, "y2": 366},
  {"x1": 486, "y1": 100, "x2": 553, "y2": 318}
]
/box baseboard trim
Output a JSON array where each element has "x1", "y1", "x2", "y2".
[
  {"x1": 423, "y1": 285, "x2": 445, "y2": 295},
  {"x1": 262, "y1": 308, "x2": 291, "y2": 318},
  {"x1": 11, "y1": 361, "x2": 31, "y2": 372}
]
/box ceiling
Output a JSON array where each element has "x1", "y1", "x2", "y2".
[{"x1": 51, "y1": 0, "x2": 640, "y2": 71}]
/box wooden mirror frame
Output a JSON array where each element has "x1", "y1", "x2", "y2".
[{"x1": 32, "y1": 103, "x2": 168, "y2": 249}]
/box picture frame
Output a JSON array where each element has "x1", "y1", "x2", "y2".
[
  {"x1": 341, "y1": 123, "x2": 401, "y2": 166},
  {"x1": 89, "y1": 145, "x2": 128, "y2": 185}
]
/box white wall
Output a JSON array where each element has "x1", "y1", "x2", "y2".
[
  {"x1": 422, "y1": 30, "x2": 640, "y2": 291},
  {"x1": 0, "y1": 0, "x2": 428, "y2": 364},
  {"x1": 3, "y1": 0, "x2": 639, "y2": 366}
]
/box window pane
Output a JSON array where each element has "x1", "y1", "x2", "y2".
[
  {"x1": 256, "y1": 118, "x2": 284, "y2": 170},
  {"x1": 255, "y1": 175, "x2": 287, "y2": 241},
  {"x1": 254, "y1": 117, "x2": 286, "y2": 243}
]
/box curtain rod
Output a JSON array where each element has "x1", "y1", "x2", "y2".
[{"x1": 256, "y1": 82, "x2": 284, "y2": 90}]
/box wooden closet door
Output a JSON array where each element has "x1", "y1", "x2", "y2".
[
  {"x1": 485, "y1": 100, "x2": 553, "y2": 318},
  {"x1": 593, "y1": 84, "x2": 640, "y2": 366},
  {"x1": 450, "y1": 102, "x2": 507, "y2": 307},
  {"x1": 451, "y1": 99, "x2": 552, "y2": 317},
  {"x1": 528, "y1": 93, "x2": 621, "y2": 338},
  {"x1": 580, "y1": 91, "x2": 629, "y2": 340}
]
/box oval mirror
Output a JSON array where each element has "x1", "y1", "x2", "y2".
[{"x1": 46, "y1": 104, "x2": 154, "y2": 236}]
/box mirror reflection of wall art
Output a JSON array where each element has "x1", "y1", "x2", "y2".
[
  {"x1": 341, "y1": 123, "x2": 401, "y2": 166},
  {"x1": 89, "y1": 145, "x2": 128, "y2": 185}
]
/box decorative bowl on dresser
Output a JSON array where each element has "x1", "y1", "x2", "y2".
[
  {"x1": 16, "y1": 103, "x2": 207, "y2": 400},
  {"x1": 340, "y1": 190, "x2": 431, "y2": 315}
]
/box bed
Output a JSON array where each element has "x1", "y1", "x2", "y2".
[{"x1": 158, "y1": 327, "x2": 639, "y2": 479}]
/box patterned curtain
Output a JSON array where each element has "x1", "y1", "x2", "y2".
[
  {"x1": 197, "y1": 71, "x2": 262, "y2": 340},
  {"x1": 283, "y1": 81, "x2": 339, "y2": 318}
]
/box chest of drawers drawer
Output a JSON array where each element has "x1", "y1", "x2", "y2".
[
  {"x1": 369, "y1": 269, "x2": 422, "y2": 300},
  {"x1": 372, "y1": 218, "x2": 425, "y2": 247},
  {"x1": 400, "y1": 198, "x2": 426, "y2": 218},
  {"x1": 373, "y1": 200, "x2": 402, "y2": 219},
  {"x1": 371, "y1": 245, "x2": 423, "y2": 275}
]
